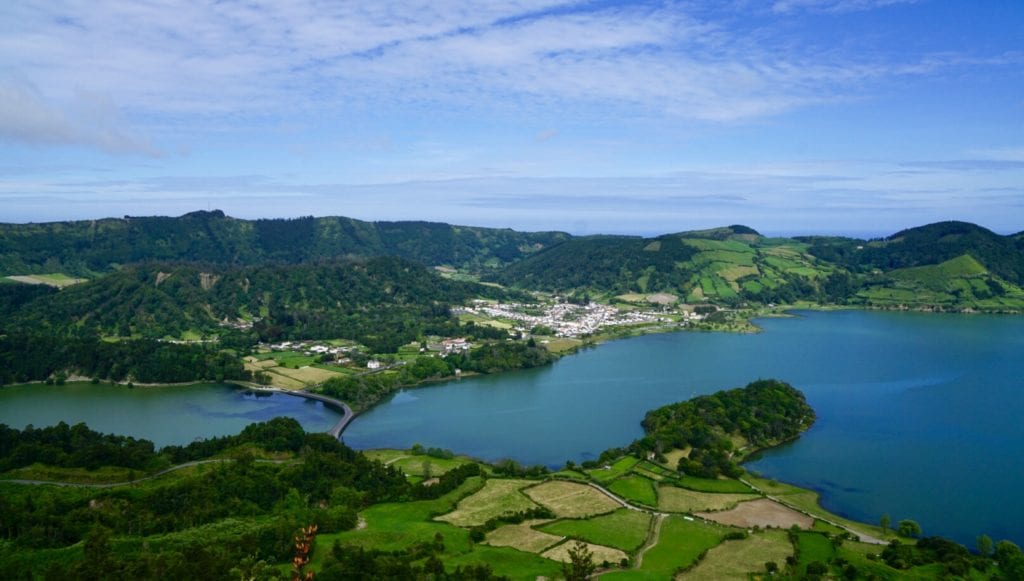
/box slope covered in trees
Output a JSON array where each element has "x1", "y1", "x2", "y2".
[
  {"x1": 0, "y1": 210, "x2": 568, "y2": 276},
  {"x1": 491, "y1": 226, "x2": 842, "y2": 305},
  {"x1": 3, "y1": 257, "x2": 518, "y2": 352}
]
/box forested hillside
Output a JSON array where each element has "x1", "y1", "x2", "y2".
[
  {"x1": 491, "y1": 226, "x2": 845, "y2": 305},
  {"x1": 2, "y1": 257, "x2": 518, "y2": 352},
  {"x1": 0, "y1": 210, "x2": 568, "y2": 276}
]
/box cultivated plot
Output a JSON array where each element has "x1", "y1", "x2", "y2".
[
  {"x1": 696, "y1": 498, "x2": 813, "y2": 529},
  {"x1": 525, "y1": 481, "x2": 621, "y2": 518},
  {"x1": 657, "y1": 486, "x2": 758, "y2": 513},
  {"x1": 436, "y1": 479, "x2": 538, "y2": 527}
]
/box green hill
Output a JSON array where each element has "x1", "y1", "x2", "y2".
[
  {"x1": 3, "y1": 257, "x2": 512, "y2": 352},
  {"x1": 491, "y1": 226, "x2": 842, "y2": 305},
  {"x1": 854, "y1": 254, "x2": 1024, "y2": 311},
  {"x1": 0, "y1": 210, "x2": 568, "y2": 276}
]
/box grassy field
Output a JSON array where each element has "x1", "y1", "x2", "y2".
[
  {"x1": 5, "y1": 273, "x2": 87, "y2": 287},
  {"x1": 436, "y1": 479, "x2": 538, "y2": 527},
  {"x1": 658, "y1": 448, "x2": 689, "y2": 470},
  {"x1": 313, "y1": 477, "x2": 483, "y2": 558},
  {"x1": 538, "y1": 509, "x2": 651, "y2": 552},
  {"x1": 682, "y1": 530, "x2": 793, "y2": 580},
  {"x1": 603, "y1": 516, "x2": 727, "y2": 580},
  {"x1": 657, "y1": 485, "x2": 758, "y2": 513},
  {"x1": 586, "y1": 456, "x2": 640, "y2": 484},
  {"x1": 525, "y1": 480, "x2": 621, "y2": 518},
  {"x1": 484, "y1": 520, "x2": 562, "y2": 553},
  {"x1": 312, "y1": 476, "x2": 561, "y2": 580},
  {"x1": 362, "y1": 449, "x2": 476, "y2": 477},
  {"x1": 541, "y1": 540, "x2": 627, "y2": 567},
  {"x1": 607, "y1": 475, "x2": 658, "y2": 507},
  {"x1": 270, "y1": 365, "x2": 342, "y2": 384},
  {"x1": 542, "y1": 338, "x2": 584, "y2": 353},
  {"x1": 675, "y1": 474, "x2": 754, "y2": 493},
  {"x1": 795, "y1": 531, "x2": 836, "y2": 575},
  {"x1": 443, "y1": 544, "x2": 563, "y2": 580}
]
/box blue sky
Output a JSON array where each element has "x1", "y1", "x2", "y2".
[{"x1": 1, "y1": 0, "x2": 1021, "y2": 237}]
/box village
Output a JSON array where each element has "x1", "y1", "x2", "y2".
[{"x1": 457, "y1": 298, "x2": 701, "y2": 338}]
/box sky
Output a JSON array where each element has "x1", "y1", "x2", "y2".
[{"x1": 1, "y1": 0, "x2": 1022, "y2": 237}]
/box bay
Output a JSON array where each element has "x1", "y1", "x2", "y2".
[{"x1": 344, "y1": 310, "x2": 1024, "y2": 545}]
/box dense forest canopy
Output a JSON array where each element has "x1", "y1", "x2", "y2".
[
  {"x1": 1, "y1": 257, "x2": 523, "y2": 352},
  {"x1": 0, "y1": 211, "x2": 568, "y2": 276},
  {"x1": 633, "y1": 379, "x2": 815, "y2": 478}
]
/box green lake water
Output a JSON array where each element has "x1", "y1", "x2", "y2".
[
  {"x1": 1, "y1": 311, "x2": 1021, "y2": 545},
  {"x1": 344, "y1": 310, "x2": 1024, "y2": 546},
  {"x1": 0, "y1": 383, "x2": 340, "y2": 448}
]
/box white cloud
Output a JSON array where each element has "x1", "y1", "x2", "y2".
[
  {"x1": 0, "y1": 79, "x2": 158, "y2": 155},
  {"x1": 0, "y1": 0, "x2": 972, "y2": 133},
  {"x1": 771, "y1": 0, "x2": 919, "y2": 13}
]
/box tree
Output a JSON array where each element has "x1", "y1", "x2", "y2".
[
  {"x1": 422, "y1": 460, "x2": 433, "y2": 480},
  {"x1": 977, "y1": 534, "x2": 993, "y2": 557},
  {"x1": 764, "y1": 561, "x2": 779, "y2": 574},
  {"x1": 880, "y1": 513, "x2": 890, "y2": 536},
  {"x1": 562, "y1": 540, "x2": 596, "y2": 581},
  {"x1": 896, "y1": 519, "x2": 921, "y2": 538}
]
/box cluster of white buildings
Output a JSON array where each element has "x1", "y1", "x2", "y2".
[
  {"x1": 463, "y1": 300, "x2": 671, "y2": 338},
  {"x1": 262, "y1": 340, "x2": 354, "y2": 358}
]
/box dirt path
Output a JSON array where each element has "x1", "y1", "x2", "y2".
[{"x1": 632, "y1": 513, "x2": 667, "y2": 570}]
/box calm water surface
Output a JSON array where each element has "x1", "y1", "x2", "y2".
[
  {"x1": 344, "y1": 310, "x2": 1024, "y2": 545},
  {"x1": 0, "y1": 383, "x2": 340, "y2": 448}
]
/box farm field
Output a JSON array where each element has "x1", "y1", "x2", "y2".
[
  {"x1": 538, "y1": 508, "x2": 651, "y2": 552},
  {"x1": 586, "y1": 456, "x2": 640, "y2": 484},
  {"x1": 484, "y1": 520, "x2": 562, "y2": 553},
  {"x1": 795, "y1": 531, "x2": 836, "y2": 575},
  {"x1": 607, "y1": 474, "x2": 658, "y2": 507},
  {"x1": 362, "y1": 449, "x2": 476, "y2": 477},
  {"x1": 436, "y1": 479, "x2": 538, "y2": 527},
  {"x1": 696, "y1": 498, "x2": 813, "y2": 529},
  {"x1": 524, "y1": 480, "x2": 621, "y2": 518},
  {"x1": 657, "y1": 485, "x2": 758, "y2": 513},
  {"x1": 675, "y1": 475, "x2": 754, "y2": 493},
  {"x1": 682, "y1": 530, "x2": 793, "y2": 580},
  {"x1": 603, "y1": 516, "x2": 727, "y2": 580},
  {"x1": 541, "y1": 540, "x2": 627, "y2": 567}
]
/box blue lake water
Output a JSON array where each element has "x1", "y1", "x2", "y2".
[
  {"x1": 344, "y1": 310, "x2": 1024, "y2": 545},
  {"x1": 0, "y1": 383, "x2": 340, "y2": 448}
]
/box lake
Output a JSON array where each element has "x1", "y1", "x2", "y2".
[
  {"x1": 0, "y1": 383, "x2": 340, "y2": 448},
  {"x1": 344, "y1": 310, "x2": 1024, "y2": 545},
  {"x1": 1, "y1": 310, "x2": 1021, "y2": 545}
]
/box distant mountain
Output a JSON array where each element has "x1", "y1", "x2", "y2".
[
  {"x1": 802, "y1": 221, "x2": 1024, "y2": 285},
  {"x1": 491, "y1": 225, "x2": 842, "y2": 304},
  {"x1": 0, "y1": 211, "x2": 569, "y2": 276},
  {"x1": 3, "y1": 257, "x2": 512, "y2": 352}
]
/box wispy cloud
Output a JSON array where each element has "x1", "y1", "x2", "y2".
[
  {"x1": 0, "y1": 79, "x2": 158, "y2": 156},
  {"x1": 0, "y1": 0, "x2": 993, "y2": 143},
  {"x1": 771, "y1": 0, "x2": 919, "y2": 14}
]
